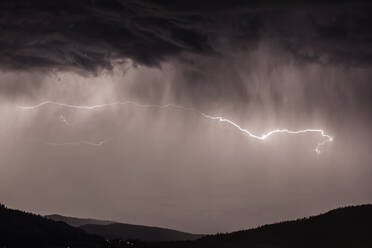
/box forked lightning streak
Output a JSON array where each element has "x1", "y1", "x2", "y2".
[{"x1": 17, "y1": 101, "x2": 333, "y2": 153}]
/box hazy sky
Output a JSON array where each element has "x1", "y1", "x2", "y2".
[{"x1": 1, "y1": 1, "x2": 372, "y2": 234}]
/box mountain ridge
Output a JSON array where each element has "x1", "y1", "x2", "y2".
[
  {"x1": 1, "y1": 203, "x2": 372, "y2": 247},
  {"x1": 46, "y1": 214, "x2": 204, "y2": 242},
  {"x1": 45, "y1": 214, "x2": 115, "y2": 227},
  {"x1": 137, "y1": 204, "x2": 372, "y2": 248},
  {"x1": 80, "y1": 223, "x2": 204, "y2": 242},
  {"x1": 0, "y1": 204, "x2": 106, "y2": 248}
]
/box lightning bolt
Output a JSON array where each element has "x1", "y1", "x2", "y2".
[
  {"x1": 59, "y1": 114, "x2": 70, "y2": 126},
  {"x1": 17, "y1": 100, "x2": 187, "y2": 111},
  {"x1": 45, "y1": 139, "x2": 110, "y2": 147},
  {"x1": 17, "y1": 101, "x2": 333, "y2": 154}
]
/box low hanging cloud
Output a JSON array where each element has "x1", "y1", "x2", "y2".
[{"x1": 1, "y1": 1, "x2": 372, "y2": 72}]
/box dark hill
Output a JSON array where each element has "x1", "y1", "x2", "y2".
[
  {"x1": 2, "y1": 204, "x2": 372, "y2": 248},
  {"x1": 46, "y1": 214, "x2": 204, "y2": 242},
  {"x1": 46, "y1": 214, "x2": 114, "y2": 227},
  {"x1": 80, "y1": 223, "x2": 204, "y2": 242},
  {"x1": 0, "y1": 204, "x2": 106, "y2": 248},
  {"x1": 137, "y1": 204, "x2": 372, "y2": 248}
]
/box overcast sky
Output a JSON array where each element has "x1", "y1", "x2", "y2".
[{"x1": 0, "y1": 1, "x2": 372, "y2": 234}]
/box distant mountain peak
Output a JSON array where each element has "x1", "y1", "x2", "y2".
[
  {"x1": 45, "y1": 213, "x2": 115, "y2": 227},
  {"x1": 46, "y1": 213, "x2": 204, "y2": 242}
]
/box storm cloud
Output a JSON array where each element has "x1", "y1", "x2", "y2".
[{"x1": 1, "y1": 1, "x2": 372, "y2": 72}]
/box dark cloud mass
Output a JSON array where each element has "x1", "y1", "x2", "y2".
[{"x1": 1, "y1": 1, "x2": 372, "y2": 72}]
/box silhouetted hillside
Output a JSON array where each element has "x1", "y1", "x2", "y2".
[
  {"x1": 136, "y1": 204, "x2": 372, "y2": 248},
  {"x1": 80, "y1": 223, "x2": 203, "y2": 242},
  {"x1": 46, "y1": 214, "x2": 114, "y2": 227},
  {"x1": 46, "y1": 214, "x2": 204, "y2": 242},
  {"x1": 0, "y1": 204, "x2": 106, "y2": 248},
  {"x1": 2, "y1": 204, "x2": 372, "y2": 248}
]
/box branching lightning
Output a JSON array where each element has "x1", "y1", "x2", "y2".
[
  {"x1": 45, "y1": 139, "x2": 110, "y2": 147},
  {"x1": 17, "y1": 101, "x2": 333, "y2": 153},
  {"x1": 17, "y1": 100, "x2": 187, "y2": 111},
  {"x1": 59, "y1": 114, "x2": 70, "y2": 126}
]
